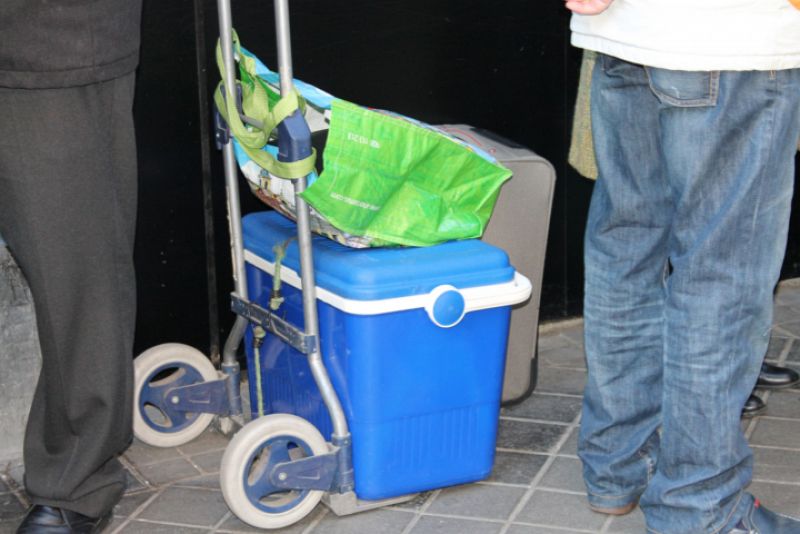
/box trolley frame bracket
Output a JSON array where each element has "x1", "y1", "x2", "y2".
[
  {"x1": 164, "y1": 378, "x2": 232, "y2": 416},
  {"x1": 214, "y1": 83, "x2": 248, "y2": 150},
  {"x1": 230, "y1": 293, "x2": 317, "y2": 354},
  {"x1": 213, "y1": 108, "x2": 229, "y2": 149},
  {"x1": 268, "y1": 452, "x2": 338, "y2": 492}
]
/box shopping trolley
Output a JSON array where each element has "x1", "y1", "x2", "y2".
[{"x1": 131, "y1": 0, "x2": 532, "y2": 529}]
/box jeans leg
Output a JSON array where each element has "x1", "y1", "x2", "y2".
[
  {"x1": 580, "y1": 55, "x2": 671, "y2": 510},
  {"x1": 640, "y1": 68, "x2": 800, "y2": 534}
]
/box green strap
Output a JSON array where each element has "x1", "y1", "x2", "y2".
[
  {"x1": 214, "y1": 31, "x2": 316, "y2": 179},
  {"x1": 269, "y1": 237, "x2": 296, "y2": 311},
  {"x1": 252, "y1": 326, "x2": 266, "y2": 417}
]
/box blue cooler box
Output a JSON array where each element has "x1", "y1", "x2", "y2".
[{"x1": 241, "y1": 211, "x2": 531, "y2": 500}]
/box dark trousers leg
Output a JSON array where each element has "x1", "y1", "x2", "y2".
[{"x1": 0, "y1": 72, "x2": 137, "y2": 517}]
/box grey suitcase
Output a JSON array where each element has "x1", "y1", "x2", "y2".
[{"x1": 438, "y1": 125, "x2": 556, "y2": 404}]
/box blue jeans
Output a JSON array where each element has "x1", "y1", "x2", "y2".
[{"x1": 579, "y1": 54, "x2": 800, "y2": 534}]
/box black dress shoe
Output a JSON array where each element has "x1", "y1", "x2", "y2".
[
  {"x1": 742, "y1": 393, "x2": 766, "y2": 418},
  {"x1": 16, "y1": 505, "x2": 111, "y2": 534},
  {"x1": 757, "y1": 362, "x2": 800, "y2": 389}
]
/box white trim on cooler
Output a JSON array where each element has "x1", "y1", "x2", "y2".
[{"x1": 244, "y1": 249, "x2": 532, "y2": 318}]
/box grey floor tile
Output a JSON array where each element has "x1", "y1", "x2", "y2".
[
  {"x1": 425, "y1": 483, "x2": 525, "y2": 520},
  {"x1": 558, "y1": 430, "x2": 579, "y2": 457},
  {"x1": 772, "y1": 307, "x2": 800, "y2": 328},
  {"x1": 559, "y1": 326, "x2": 585, "y2": 348},
  {"x1": 776, "y1": 321, "x2": 800, "y2": 340},
  {"x1": 747, "y1": 481, "x2": 800, "y2": 517},
  {"x1": 189, "y1": 449, "x2": 224, "y2": 474},
  {"x1": 515, "y1": 490, "x2": 605, "y2": 531},
  {"x1": 123, "y1": 468, "x2": 148, "y2": 493},
  {"x1": 309, "y1": 508, "x2": 413, "y2": 534},
  {"x1": 137, "y1": 487, "x2": 228, "y2": 527},
  {"x1": 1, "y1": 465, "x2": 24, "y2": 491},
  {"x1": 496, "y1": 419, "x2": 567, "y2": 453},
  {"x1": 113, "y1": 491, "x2": 157, "y2": 518},
  {"x1": 605, "y1": 506, "x2": 647, "y2": 534},
  {"x1": 124, "y1": 440, "x2": 183, "y2": 467},
  {"x1": 758, "y1": 390, "x2": 800, "y2": 420},
  {"x1": 753, "y1": 462, "x2": 800, "y2": 485},
  {"x1": 502, "y1": 394, "x2": 582, "y2": 424},
  {"x1": 506, "y1": 526, "x2": 589, "y2": 534},
  {"x1": 0, "y1": 492, "x2": 26, "y2": 522},
  {"x1": 172, "y1": 474, "x2": 222, "y2": 491},
  {"x1": 410, "y1": 516, "x2": 502, "y2": 534},
  {"x1": 785, "y1": 339, "x2": 800, "y2": 363},
  {"x1": 137, "y1": 457, "x2": 203, "y2": 486},
  {"x1": 752, "y1": 445, "x2": 800, "y2": 470},
  {"x1": 488, "y1": 451, "x2": 548, "y2": 485},
  {"x1": 116, "y1": 520, "x2": 210, "y2": 533},
  {"x1": 176, "y1": 430, "x2": 229, "y2": 456},
  {"x1": 106, "y1": 517, "x2": 126, "y2": 532},
  {"x1": 538, "y1": 457, "x2": 585, "y2": 493},
  {"x1": 765, "y1": 335, "x2": 790, "y2": 359},
  {"x1": 749, "y1": 418, "x2": 800, "y2": 449},
  {"x1": 536, "y1": 367, "x2": 586, "y2": 396},
  {"x1": 539, "y1": 346, "x2": 586, "y2": 370},
  {"x1": 775, "y1": 285, "x2": 800, "y2": 307},
  {"x1": 124, "y1": 470, "x2": 147, "y2": 494},
  {"x1": 217, "y1": 506, "x2": 325, "y2": 533},
  {"x1": 537, "y1": 334, "x2": 573, "y2": 353}
]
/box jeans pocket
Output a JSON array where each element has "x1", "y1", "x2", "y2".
[{"x1": 644, "y1": 66, "x2": 720, "y2": 107}]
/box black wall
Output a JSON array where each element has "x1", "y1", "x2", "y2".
[
  {"x1": 134, "y1": 0, "x2": 211, "y2": 354},
  {"x1": 132, "y1": 0, "x2": 800, "y2": 357}
]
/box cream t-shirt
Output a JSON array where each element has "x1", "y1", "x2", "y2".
[{"x1": 570, "y1": 0, "x2": 800, "y2": 71}]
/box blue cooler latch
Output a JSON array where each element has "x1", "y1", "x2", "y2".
[{"x1": 426, "y1": 285, "x2": 467, "y2": 328}]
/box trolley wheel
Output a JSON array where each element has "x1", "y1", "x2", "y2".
[
  {"x1": 220, "y1": 414, "x2": 329, "y2": 529},
  {"x1": 133, "y1": 343, "x2": 219, "y2": 447}
]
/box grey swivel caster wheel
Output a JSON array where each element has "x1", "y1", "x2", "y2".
[
  {"x1": 133, "y1": 343, "x2": 218, "y2": 447},
  {"x1": 220, "y1": 414, "x2": 329, "y2": 529}
]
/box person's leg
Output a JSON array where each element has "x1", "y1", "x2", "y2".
[
  {"x1": 579, "y1": 53, "x2": 671, "y2": 512},
  {"x1": 640, "y1": 67, "x2": 800, "y2": 533},
  {"x1": 0, "y1": 72, "x2": 137, "y2": 518}
]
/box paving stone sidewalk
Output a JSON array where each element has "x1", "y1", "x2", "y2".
[{"x1": 2, "y1": 284, "x2": 800, "y2": 533}]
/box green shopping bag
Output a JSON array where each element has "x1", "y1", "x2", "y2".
[{"x1": 300, "y1": 99, "x2": 512, "y2": 247}]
